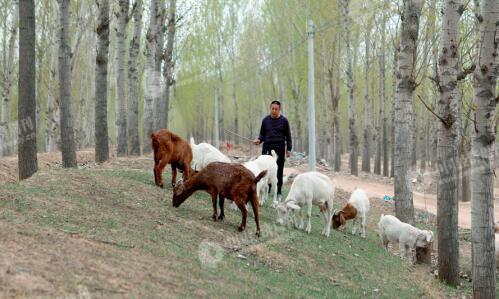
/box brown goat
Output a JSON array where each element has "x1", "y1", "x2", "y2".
[
  {"x1": 332, "y1": 203, "x2": 358, "y2": 229},
  {"x1": 172, "y1": 162, "x2": 267, "y2": 237},
  {"x1": 151, "y1": 129, "x2": 193, "y2": 188}
]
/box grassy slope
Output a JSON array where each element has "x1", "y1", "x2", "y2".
[{"x1": 0, "y1": 164, "x2": 476, "y2": 298}]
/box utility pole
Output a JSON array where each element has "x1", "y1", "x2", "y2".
[{"x1": 307, "y1": 19, "x2": 316, "y2": 171}]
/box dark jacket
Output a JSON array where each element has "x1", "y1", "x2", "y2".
[{"x1": 258, "y1": 115, "x2": 292, "y2": 151}]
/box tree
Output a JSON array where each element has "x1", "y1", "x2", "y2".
[
  {"x1": 394, "y1": 0, "x2": 422, "y2": 224},
  {"x1": 1, "y1": 3, "x2": 18, "y2": 156},
  {"x1": 380, "y1": 7, "x2": 389, "y2": 177},
  {"x1": 362, "y1": 20, "x2": 372, "y2": 173},
  {"x1": 161, "y1": 0, "x2": 177, "y2": 129},
  {"x1": 143, "y1": 0, "x2": 158, "y2": 154},
  {"x1": 18, "y1": 0, "x2": 38, "y2": 179},
  {"x1": 116, "y1": 0, "x2": 129, "y2": 156},
  {"x1": 436, "y1": 0, "x2": 462, "y2": 286},
  {"x1": 95, "y1": 0, "x2": 110, "y2": 163},
  {"x1": 471, "y1": 0, "x2": 498, "y2": 296},
  {"x1": 58, "y1": 0, "x2": 77, "y2": 167},
  {"x1": 127, "y1": 0, "x2": 143, "y2": 156},
  {"x1": 342, "y1": 0, "x2": 358, "y2": 176}
]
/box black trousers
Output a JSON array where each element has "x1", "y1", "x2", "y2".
[{"x1": 262, "y1": 143, "x2": 285, "y2": 194}]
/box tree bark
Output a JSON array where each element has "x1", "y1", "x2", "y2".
[
  {"x1": 362, "y1": 24, "x2": 371, "y2": 173},
  {"x1": 380, "y1": 9, "x2": 388, "y2": 176},
  {"x1": 343, "y1": 0, "x2": 358, "y2": 176},
  {"x1": 18, "y1": 0, "x2": 38, "y2": 179},
  {"x1": 95, "y1": 0, "x2": 110, "y2": 163},
  {"x1": 437, "y1": 0, "x2": 462, "y2": 286},
  {"x1": 143, "y1": 0, "x2": 158, "y2": 154},
  {"x1": 58, "y1": 0, "x2": 77, "y2": 168},
  {"x1": 394, "y1": 0, "x2": 422, "y2": 225},
  {"x1": 471, "y1": 0, "x2": 498, "y2": 296},
  {"x1": 153, "y1": 0, "x2": 165, "y2": 131},
  {"x1": 116, "y1": 0, "x2": 129, "y2": 156},
  {"x1": 127, "y1": 0, "x2": 142, "y2": 156},
  {"x1": 161, "y1": 0, "x2": 176, "y2": 129}
]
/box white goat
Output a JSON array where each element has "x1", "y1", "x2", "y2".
[
  {"x1": 332, "y1": 188, "x2": 370, "y2": 238},
  {"x1": 378, "y1": 214, "x2": 434, "y2": 260},
  {"x1": 275, "y1": 171, "x2": 335, "y2": 237},
  {"x1": 252, "y1": 150, "x2": 279, "y2": 205},
  {"x1": 243, "y1": 160, "x2": 269, "y2": 206},
  {"x1": 190, "y1": 137, "x2": 231, "y2": 171}
]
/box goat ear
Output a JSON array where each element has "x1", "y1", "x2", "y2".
[
  {"x1": 286, "y1": 202, "x2": 300, "y2": 211},
  {"x1": 339, "y1": 212, "x2": 346, "y2": 226}
]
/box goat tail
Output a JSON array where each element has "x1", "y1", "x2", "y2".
[
  {"x1": 270, "y1": 150, "x2": 278, "y2": 159},
  {"x1": 190, "y1": 136, "x2": 196, "y2": 146},
  {"x1": 254, "y1": 170, "x2": 268, "y2": 183}
]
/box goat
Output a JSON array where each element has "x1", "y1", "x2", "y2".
[
  {"x1": 243, "y1": 160, "x2": 269, "y2": 206},
  {"x1": 332, "y1": 188, "x2": 370, "y2": 238},
  {"x1": 151, "y1": 129, "x2": 193, "y2": 188},
  {"x1": 378, "y1": 214, "x2": 434, "y2": 260},
  {"x1": 172, "y1": 162, "x2": 267, "y2": 237},
  {"x1": 252, "y1": 150, "x2": 279, "y2": 205},
  {"x1": 190, "y1": 137, "x2": 231, "y2": 171},
  {"x1": 275, "y1": 171, "x2": 335, "y2": 237}
]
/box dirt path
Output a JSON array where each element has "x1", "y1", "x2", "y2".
[{"x1": 284, "y1": 167, "x2": 499, "y2": 229}]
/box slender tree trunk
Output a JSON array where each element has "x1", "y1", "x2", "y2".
[
  {"x1": 380, "y1": 9, "x2": 388, "y2": 176},
  {"x1": 143, "y1": 0, "x2": 158, "y2": 154},
  {"x1": 161, "y1": 0, "x2": 176, "y2": 129},
  {"x1": 461, "y1": 109, "x2": 471, "y2": 202},
  {"x1": 343, "y1": 0, "x2": 358, "y2": 176},
  {"x1": 95, "y1": 0, "x2": 110, "y2": 163},
  {"x1": 391, "y1": 44, "x2": 398, "y2": 178},
  {"x1": 394, "y1": 0, "x2": 422, "y2": 225},
  {"x1": 18, "y1": 0, "x2": 38, "y2": 179},
  {"x1": 471, "y1": 0, "x2": 498, "y2": 296},
  {"x1": 153, "y1": 0, "x2": 164, "y2": 130},
  {"x1": 1, "y1": 3, "x2": 18, "y2": 156},
  {"x1": 362, "y1": 25, "x2": 371, "y2": 173},
  {"x1": 127, "y1": 0, "x2": 142, "y2": 156},
  {"x1": 58, "y1": 0, "x2": 77, "y2": 167},
  {"x1": 437, "y1": 0, "x2": 462, "y2": 285},
  {"x1": 116, "y1": 0, "x2": 129, "y2": 156}
]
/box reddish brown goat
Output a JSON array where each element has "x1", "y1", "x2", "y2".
[
  {"x1": 332, "y1": 203, "x2": 358, "y2": 229},
  {"x1": 172, "y1": 162, "x2": 267, "y2": 237},
  {"x1": 151, "y1": 129, "x2": 193, "y2": 188}
]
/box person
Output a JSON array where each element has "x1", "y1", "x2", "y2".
[{"x1": 253, "y1": 100, "x2": 292, "y2": 200}]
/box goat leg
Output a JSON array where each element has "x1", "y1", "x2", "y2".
[
  {"x1": 249, "y1": 195, "x2": 261, "y2": 237},
  {"x1": 234, "y1": 199, "x2": 247, "y2": 232},
  {"x1": 211, "y1": 194, "x2": 218, "y2": 221},
  {"x1": 218, "y1": 196, "x2": 225, "y2": 220},
  {"x1": 170, "y1": 165, "x2": 177, "y2": 188}
]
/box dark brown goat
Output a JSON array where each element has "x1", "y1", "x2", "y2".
[
  {"x1": 172, "y1": 162, "x2": 267, "y2": 236},
  {"x1": 332, "y1": 203, "x2": 358, "y2": 229},
  {"x1": 151, "y1": 129, "x2": 193, "y2": 188}
]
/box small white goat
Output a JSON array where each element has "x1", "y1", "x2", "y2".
[
  {"x1": 275, "y1": 171, "x2": 335, "y2": 237},
  {"x1": 243, "y1": 160, "x2": 269, "y2": 206},
  {"x1": 332, "y1": 188, "x2": 370, "y2": 238},
  {"x1": 252, "y1": 150, "x2": 279, "y2": 205},
  {"x1": 190, "y1": 137, "x2": 231, "y2": 171},
  {"x1": 378, "y1": 214, "x2": 434, "y2": 260}
]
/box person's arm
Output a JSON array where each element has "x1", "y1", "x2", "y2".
[
  {"x1": 285, "y1": 118, "x2": 292, "y2": 151},
  {"x1": 257, "y1": 118, "x2": 266, "y2": 143}
]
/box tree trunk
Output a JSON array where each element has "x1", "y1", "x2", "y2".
[
  {"x1": 161, "y1": 0, "x2": 176, "y2": 129},
  {"x1": 380, "y1": 10, "x2": 388, "y2": 176},
  {"x1": 143, "y1": 0, "x2": 158, "y2": 154},
  {"x1": 95, "y1": 0, "x2": 110, "y2": 163},
  {"x1": 471, "y1": 0, "x2": 497, "y2": 296},
  {"x1": 460, "y1": 109, "x2": 471, "y2": 202},
  {"x1": 127, "y1": 0, "x2": 142, "y2": 156},
  {"x1": 362, "y1": 24, "x2": 371, "y2": 173},
  {"x1": 58, "y1": 0, "x2": 77, "y2": 168},
  {"x1": 343, "y1": 0, "x2": 358, "y2": 176},
  {"x1": 18, "y1": 0, "x2": 38, "y2": 179},
  {"x1": 419, "y1": 100, "x2": 427, "y2": 174},
  {"x1": 391, "y1": 42, "x2": 398, "y2": 179},
  {"x1": 394, "y1": 0, "x2": 422, "y2": 225},
  {"x1": 116, "y1": 0, "x2": 129, "y2": 156},
  {"x1": 1, "y1": 3, "x2": 18, "y2": 156},
  {"x1": 153, "y1": 0, "x2": 165, "y2": 131},
  {"x1": 437, "y1": 0, "x2": 462, "y2": 286}
]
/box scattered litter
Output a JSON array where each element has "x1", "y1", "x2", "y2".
[
  {"x1": 237, "y1": 254, "x2": 247, "y2": 260},
  {"x1": 383, "y1": 195, "x2": 393, "y2": 201},
  {"x1": 373, "y1": 289, "x2": 380, "y2": 293}
]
